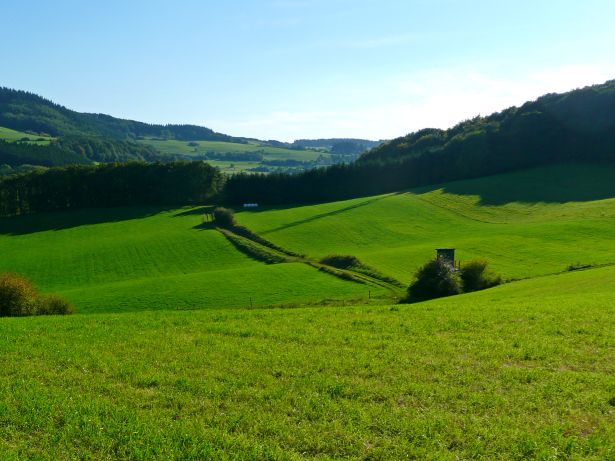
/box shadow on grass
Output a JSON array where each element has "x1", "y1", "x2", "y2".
[
  {"x1": 173, "y1": 206, "x2": 215, "y2": 217},
  {"x1": 0, "y1": 206, "x2": 174, "y2": 236},
  {"x1": 414, "y1": 163, "x2": 615, "y2": 206},
  {"x1": 192, "y1": 221, "x2": 216, "y2": 231},
  {"x1": 257, "y1": 195, "x2": 393, "y2": 235}
]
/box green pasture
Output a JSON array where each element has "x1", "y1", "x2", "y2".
[
  {"x1": 0, "y1": 265, "x2": 613, "y2": 459},
  {"x1": 237, "y1": 164, "x2": 615, "y2": 283},
  {"x1": 0, "y1": 126, "x2": 53, "y2": 145},
  {"x1": 0, "y1": 207, "x2": 377, "y2": 313},
  {"x1": 139, "y1": 139, "x2": 323, "y2": 161}
]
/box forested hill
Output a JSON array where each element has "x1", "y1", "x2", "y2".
[
  {"x1": 0, "y1": 87, "x2": 234, "y2": 141},
  {"x1": 224, "y1": 80, "x2": 615, "y2": 204},
  {"x1": 360, "y1": 79, "x2": 615, "y2": 166}
]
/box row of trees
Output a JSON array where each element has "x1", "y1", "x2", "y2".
[{"x1": 0, "y1": 161, "x2": 223, "y2": 216}]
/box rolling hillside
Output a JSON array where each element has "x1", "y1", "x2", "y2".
[
  {"x1": 0, "y1": 264, "x2": 613, "y2": 459},
  {"x1": 2, "y1": 163, "x2": 615, "y2": 311},
  {"x1": 0, "y1": 207, "x2": 380, "y2": 313},
  {"x1": 0, "y1": 87, "x2": 369, "y2": 174},
  {"x1": 0, "y1": 148, "x2": 614, "y2": 459},
  {"x1": 236, "y1": 163, "x2": 615, "y2": 283}
]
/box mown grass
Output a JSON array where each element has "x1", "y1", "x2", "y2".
[
  {"x1": 0, "y1": 266, "x2": 613, "y2": 460},
  {"x1": 237, "y1": 164, "x2": 615, "y2": 283},
  {"x1": 0, "y1": 207, "x2": 379, "y2": 313},
  {"x1": 0, "y1": 125, "x2": 53, "y2": 144}
]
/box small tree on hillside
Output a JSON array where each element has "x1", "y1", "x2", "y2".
[
  {"x1": 404, "y1": 258, "x2": 463, "y2": 303},
  {"x1": 213, "y1": 207, "x2": 236, "y2": 228}
]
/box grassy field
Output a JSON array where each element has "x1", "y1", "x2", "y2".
[
  {"x1": 0, "y1": 207, "x2": 379, "y2": 313},
  {"x1": 0, "y1": 265, "x2": 613, "y2": 460},
  {"x1": 138, "y1": 139, "x2": 326, "y2": 174},
  {"x1": 0, "y1": 125, "x2": 53, "y2": 144},
  {"x1": 236, "y1": 164, "x2": 615, "y2": 284},
  {"x1": 140, "y1": 139, "x2": 323, "y2": 161}
]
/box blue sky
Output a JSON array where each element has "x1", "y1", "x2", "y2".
[{"x1": 2, "y1": 0, "x2": 615, "y2": 141}]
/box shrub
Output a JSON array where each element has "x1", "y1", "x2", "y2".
[
  {"x1": 320, "y1": 254, "x2": 361, "y2": 269},
  {"x1": 213, "y1": 207, "x2": 236, "y2": 228},
  {"x1": 0, "y1": 273, "x2": 73, "y2": 317},
  {"x1": 0, "y1": 273, "x2": 39, "y2": 316},
  {"x1": 460, "y1": 259, "x2": 502, "y2": 292},
  {"x1": 37, "y1": 294, "x2": 75, "y2": 315},
  {"x1": 404, "y1": 258, "x2": 463, "y2": 303}
]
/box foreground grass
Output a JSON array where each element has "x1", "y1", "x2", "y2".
[
  {"x1": 0, "y1": 207, "x2": 378, "y2": 313},
  {"x1": 1, "y1": 266, "x2": 613, "y2": 460},
  {"x1": 237, "y1": 164, "x2": 615, "y2": 283}
]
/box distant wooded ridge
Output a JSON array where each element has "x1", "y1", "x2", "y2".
[
  {"x1": 224, "y1": 79, "x2": 615, "y2": 204},
  {"x1": 1, "y1": 79, "x2": 615, "y2": 215},
  {"x1": 0, "y1": 87, "x2": 381, "y2": 171}
]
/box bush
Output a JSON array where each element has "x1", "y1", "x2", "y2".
[
  {"x1": 0, "y1": 273, "x2": 38, "y2": 316},
  {"x1": 37, "y1": 294, "x2": 74, "y2": 315},
  {"x1": 320, "y1": 254, "x2": 361, "y2": 269},
  {"x1": 213, "y1": 207, "x2": 236, "y2": 228},
  {"x1": 460, "y1": 259, "x2": 502, "y2": 292},
  {"x1": 0, "y1": 273, "x2": 73, "y2": 317},
  {"x1": 404, "y1": 258, "x2": 463, "y2": 303}
]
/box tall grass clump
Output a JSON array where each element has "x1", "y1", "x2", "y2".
[{"x1": 0, "y1": 273, "x2": 73, "y2": 316}]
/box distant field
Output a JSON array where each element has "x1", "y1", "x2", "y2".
[
  {"x1": 0, "y1": 126, "x2": 54, "y2": 145},
  {"x1": 0, "y1": 265, "x2": 613, "y2": 459},
  {"x1": 0, "y1": 207, "x2": 379, "y2": 313},
  {"x1": 237, "y1": 164, "x2": 615, "y2": 283},
  {"x1": 140, "y1": 139, "x2": 323, "y2": 161}
]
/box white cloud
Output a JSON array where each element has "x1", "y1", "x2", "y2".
[{"x1": 208, "y1": 63, "x2": 615, "y2": 141}]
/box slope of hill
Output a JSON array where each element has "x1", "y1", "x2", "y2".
[
  {"x1": 2, "y1": 163, "x2": 615, "y2": 311},
  {"x1": 0, "y1": 264, "x2": 612, "y2": 459},
  {"x1": 361, "y1": 80, "x2": 615, "y2": 167},
  {"x1": 236, "y1": 163, "x2": 615, "y2": 282},
  {"x1": 0, "y1": 87, "x2": 233, "y2": 141},
  {"x1": 0, "y1": 206, "x2": 379, "y2": 312},
  {"x1": 0, "y1": 126, "x2": 54, "y2": 144},
  {"x1": 0, "y1": 87, "x2": 373, "y2": 174},
  {"x1": 224, "y1": 79, "x2": 615, "y2": 205}
]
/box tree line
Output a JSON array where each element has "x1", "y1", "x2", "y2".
[{"x1": 0, "y1": 161, "x2": 223, "y2": 216}]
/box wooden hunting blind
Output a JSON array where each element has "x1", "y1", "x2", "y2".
[{"x1": 436, "y1": 248, "x2": 455, "y2": 267}]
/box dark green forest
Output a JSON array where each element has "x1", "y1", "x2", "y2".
[
  {"x1": 0, "y1": 87, "x2": 235, "y2": 142},
  {"x1": 0, "y1": 136, "x2": 163, "y2": 168},
  {"x1": 0, "y1": 162, "x2": 222, "y2": 216}
]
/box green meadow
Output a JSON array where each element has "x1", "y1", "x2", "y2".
[
  {"x1": 137, "y1": 139, "x2": 326, "y2": 173},
  {"x1": 0, "y1": 126, "x2": 53, "y2": 144},
  {"x1": 0, "y1": 207, "x2": 378, "y2": 313},
  {"x1": 140, "y1": 139, "x2": 323, "y2": 161},
  {"x1": 0, "y1": 163, "x2": 614, "y2": 459},
  {"x1": 237, "y1": 164, "x2": 615, "y2": 283},
  {"x1": 0, "y1": 266, "x2": 613, "y2": 460}
]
